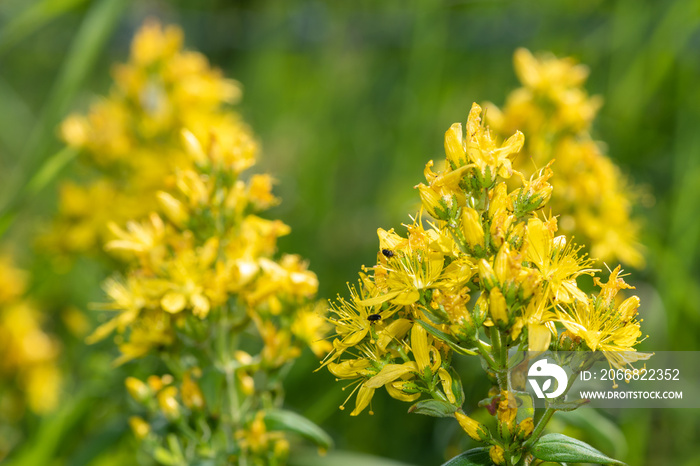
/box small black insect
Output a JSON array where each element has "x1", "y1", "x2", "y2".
[
  {"x1": 367, "y1": 313, "x2": 382, "y2": 323},
  {"x1": 381, "y1": 248, "x2": 394, "y2": 258}
]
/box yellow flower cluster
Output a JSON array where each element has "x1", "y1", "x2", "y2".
[
  {"x1": 485, "y1": 48, "x2": 644, "y2": 268},
  {"x1": 0, "y1": 254, "x2": 61, "y2": 460},
  {"x1": 323, "y1": 103, "x2": 646, "y2": 457},
  {"x1": 102, "y1": 127, "x2": 328, "y2": 463},
  {"x1": 45, "y1": 20, "x2": 246, "y2": 254},
  {"x1": 0, "y1": 254, "x2": 61, "y2": 416},
  {"x1": 89, "y1": 127, "x2": 325, "y2": 365}
]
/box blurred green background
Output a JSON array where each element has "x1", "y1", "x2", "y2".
[{"x1": 1, "y1": 0, "x2": 700, "y2": 464}]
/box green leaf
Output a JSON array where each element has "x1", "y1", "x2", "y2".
[
  {"x1": 0, "y1": 0, "x2": 89, "y2": 56},
  {"x1": 264, "y1": 409, "x2": 333, "y2": 450},
  {"x1": 153, "y1": 448, "x2": 180, "y2": 466},
  {"x1": 441, "y1": 447, "x2": 492, "y2": 466},
  {"x1": 407, "y1": 399, "x2": 458, "y2": 417},
  {"x1": 546, "y1": 398, "x2": 590, "y2": 412},
  {"x1": 416, "y1": 320, "x2": 477, "y2": 356},
  {"x1": 0, "y1": 0, "x2": 127, "y2": 237},
  {"x1": 531, "y1": 433, "x2": 627, "y2": 465},
  {"x1": 198, "y1": 368, "x2": 225, "y2": 416},
  {"x1": 288, "y1": 449, "x2": 415, "y2": 466},
  {"x1": 562, "y1": 408, "x2": 628, "y2": 460}
]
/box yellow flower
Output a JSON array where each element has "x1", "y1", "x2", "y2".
[
  {"x1": 0, "y1": 256, "x2": 62, "y2": 414},
  {"x1": 48, "y1": 20, "x2": 252, "y2": 256},
  {"x1": 525, "y1": 217, "x2": 595, "y2": 306},
  {"x1": 555, "y1": 266, "x2": 650, "y2": 369},
  {"x1": 361, "y1": 225, "x2": 444, "y2": 307}
]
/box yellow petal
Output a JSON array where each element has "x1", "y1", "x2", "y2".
[
  {"x1": 350, "y1": 385, "x2": 375, "y2": 416},
  {"x1": 411, "y1": 325, "x2": 431, "y2": 374},
  {"x1": 365, "y1": 362, "x2": 418, "y2": 389},
  {"x1": 528, "y1": 322, "x2": 552, "y2": 352},
  {"x1": 357, "y1": 290, "x2": 401, "y2": 306},
  {"x1": 386, "y1": 381, "x2": 421, "y2": 402},
  {"x1": 328, "y1": 358, "x2": 371, "y2": 379},
  {"x1": 526, "y1": 218, "x2": 551, "y2": 267},
  {"x1": 392, "y1": 290, "x2": 420, "y2": 306},
  {"x1": 161, "y1": 292, "x2": 186, "y2": 314},
  {"x1": 376, "y1": 319, "x2": 412, "y2": 351},
  {"x1": 444, "y1": 122, "x2": 465, "y2": 166},
  {"x1": 438, "y1": 368, "x2": 456, "y2": 404}
]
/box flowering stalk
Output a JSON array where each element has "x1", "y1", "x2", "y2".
[
  {"x1": 323, "y1": 103, "x2": 645, "y2": 466},
  {"x1": 91, "y1": 126, "x2": 332, "y2": 465},
  {"x1": 73, "y1": 21, "x2": 332, "y2": 466}
]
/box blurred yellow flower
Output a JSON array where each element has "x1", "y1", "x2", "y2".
[
  {"x1": 485, "y1": 48, "x2": 644, "y2": 268},
  {"x1": 0, "y1": 255, "x2": 61, "y2": 416},
  {"x1": 46, "y1": 20, "x2": 254, "y2": 256}
]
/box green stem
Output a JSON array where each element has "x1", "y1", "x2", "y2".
[
  {"x1": 492, "y1": 329, "x2": 508, "y2": 390},
  {"x1": 522, "y1": 407, "x2": 555, "y2": 451},
  {"x1": 215, "y1": 305, "x2": 242, "y2": 449},
  {"x1": 522, "y1": 370, "x2": 580, "y2": 450}
]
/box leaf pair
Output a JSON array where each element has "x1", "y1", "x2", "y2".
[{"x1": 441, "y1": 433, "x2": 626, "y2": 466}]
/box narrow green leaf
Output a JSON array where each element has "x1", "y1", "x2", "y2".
[
  {"x1": 407, "y1": 399, "x2": 458, "y2": 417},
  {"x1": 531, "y1": 433, "x2": 627, "y2": 465},
  {"x1": 26, "y1": 146, "x2": 78, "y2": 195},
  {"x1": 0, "y1": 0, "x2": 89, "y2": 56},
  {"x1": 441, "y1": 447, "x2": 492, "y2": 466},
  {"x1": 0, "y1": 0, "x2": 127, "y2": 235},
  {"x1": 2, "y1": 391, "x2": 92, "y2": 466},
  {"x1": 264, "y1": 409, "x2": 333, "y2": 450},
  {"x1": 416, "y1": 320, "x2": 477, "y2": 356}
]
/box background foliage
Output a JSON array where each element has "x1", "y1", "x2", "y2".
[{"x1": 1, "y1": 0, "x2": 699, "y2": 464}]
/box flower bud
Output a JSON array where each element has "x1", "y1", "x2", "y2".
[
  {"x1": 461, "y1": 207, "x2": 484, "y2": 248},
  {"x1": 182, "y1": 372, "x2": 205, "y2": 410},
  {"x1": 157, "y1": 386, "x2": 180, "y2": 420},
  {"x1": 156, "y1": 191, "x2": 188, "y2": 227},
  {"x1": 478, "y1": 259, "x2": 498, "y2": 291},
  {"x1": 181, "y1": 129, "x2": 207, "y2": 165},
  {"x1": 489, "y1": 288, "x2": 508, "y2": 326},
  {"x1": 125, "y1": 377, "x2": 150, "y2": 403},
  {"x1": 417, "y1": 184, "x2": 449, "y2": 220},
  {"x1": 489, "y1": 445, "x2": 505, "y2": 465},
  {"x1": 497, "y1": 390, "x2": 517, "y2": 427},
  {"x1": 494, "y1": 245, "x2": 510, "y2": 284},
  {"x1": 444, "y1": 123, "x2": 466, "y2": 167},
  {"x1": 618, "y1": 296, "x2": 640, "y2": 322},
  {"x1": 274, "y1": 438, "x2": 290, "y2": 459},
  {"x1": 128, "y1": 416, "x2": 150, "y2": 439},
  {"x1": 455, "y1": 411, "x2": 488, "y2": 442},
  {"x1": 473, "y1": 293, "x2": 489, "y2": 324},
  {"x1": 516, "y1": 417, "x2": 534, "y2": 440},
  {"x1": 239, "y1": 372, "x2": 256, "y2": 396},
  {"x1": 438, "y1": 368, "x2": 457, "y2": 404},
  {"x1": 488, "y1": 182, "x2": 509, "y2": 217}
]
